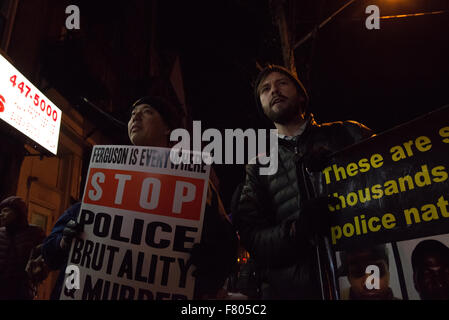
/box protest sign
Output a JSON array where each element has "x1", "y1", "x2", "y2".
[
  {"x1": 60, "y1": 146, "x2": 210, "y2": 300},
  {"x1": 313, "y1": 105, "x2": 449, "y2": 299}
]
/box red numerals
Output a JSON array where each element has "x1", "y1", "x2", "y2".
[
  {"x1": 10, "y1": 75, "x2": 17, "y2": 87},
  {"x1": 18, "y1": 82, "x2": 24, "y2": 93},
  {"x1": 0, "y1": 94, "x2": 5, "y2": 112},
  {"x1": 10, "y1": 76, "x2": 31, "y2": 97},
  {"x1": 7, "y1": 74, "x2": 58, "y2": 122}
]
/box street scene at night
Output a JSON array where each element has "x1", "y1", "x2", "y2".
[{"x1": 0, "y1": 0, "x2": 448, "y2": 315}]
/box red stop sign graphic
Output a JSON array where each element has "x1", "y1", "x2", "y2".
[{"x1": 0, "y1": 95, "x2": 5, "y2": 112}]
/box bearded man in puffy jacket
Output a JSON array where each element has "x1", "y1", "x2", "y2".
[
  {"x1": 0, "y1": 196, "x2": 45, "y2": 299},
  {"x1": 234, "y1": 65, "x2": 374, "y2": 299}
]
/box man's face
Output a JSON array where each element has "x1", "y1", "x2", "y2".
[
  {"x1": 414, "y1": 253, "x2": 449, "y2": 300},
  {"x1": 128, "y1": 104, "x2": 170, "y2": 147},
  {"x1": 258, "y1": 72, "x2": 305, "y2": 125},
  {"x1": 0, "y1": 207, "x2": 17, "y2": 227},
  {"x1": 346, "y1": 251, "x2": 391, "y2": 300}
]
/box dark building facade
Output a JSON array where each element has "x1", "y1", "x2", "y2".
[{"x1": 0, "y1": 0, "x2": 188, "y2": 299}]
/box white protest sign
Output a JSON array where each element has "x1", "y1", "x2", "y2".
[{"x1": 60, "y1": 145, "x2": 210, "y2": 300}]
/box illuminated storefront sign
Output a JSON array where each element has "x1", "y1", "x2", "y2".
[{"x1": 0, "y1": 54, "x2": 62, "y2": 155}]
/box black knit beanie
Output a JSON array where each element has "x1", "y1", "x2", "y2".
[
  {"x1": 254, "y1": 64, "x2": 309, "y2": 120},
  {"x1": 131, "y1": 96, "x2": 185, "y2": 129}
]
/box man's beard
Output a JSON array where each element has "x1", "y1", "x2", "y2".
[{"x1": 264, "y1": 98, "x2": 303, "y2": 125}]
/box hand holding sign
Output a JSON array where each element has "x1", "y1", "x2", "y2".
[
  {"x1": 61, "y1": 219, "x2": 83, "y2": 251},
  {"x1": 295, "y1": 197, "x2": 340, "y2": 244}
]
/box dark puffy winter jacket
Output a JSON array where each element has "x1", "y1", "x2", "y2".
[{"x1": 234, "y1": 115, "x2": 373, "y2": 299}]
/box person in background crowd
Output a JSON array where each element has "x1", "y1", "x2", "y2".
[
  {"x1": 339, "y1": 244, "x2": 400, "y2": 300},
  {"x1": 42, "y1": 95, "x2": 238, "y2": 300},
  {"x1": 412, "y1": 239, "x2": 449, "y2": 300},
  {"x1": 0, "y1": 196, "x2": 45, "y2": 299},
  {"x1": 234, "y1": 64, "x2": 373, "y2": 299}
]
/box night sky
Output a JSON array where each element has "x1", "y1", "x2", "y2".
[
  {"x1": 35, "y1": 0, "x2": 449, "y2": 210},
  {"x1": 154, "y1": 1, "x2": 449, "y2": 209}
]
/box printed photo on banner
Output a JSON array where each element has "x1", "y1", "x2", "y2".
[
  {"x1": 60, "y1": 145, "x2": 210, "y2": 300},
  {"x1": 336, "y1": 243, "x2": 403, "y2": 300},
  {"x1": 397, "y1": 234, "x2": 449, "y2": 300}
]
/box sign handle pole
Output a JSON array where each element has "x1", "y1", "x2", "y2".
[{"x1": 301, "y1": 162, "x2": 339, "y2": 300}]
